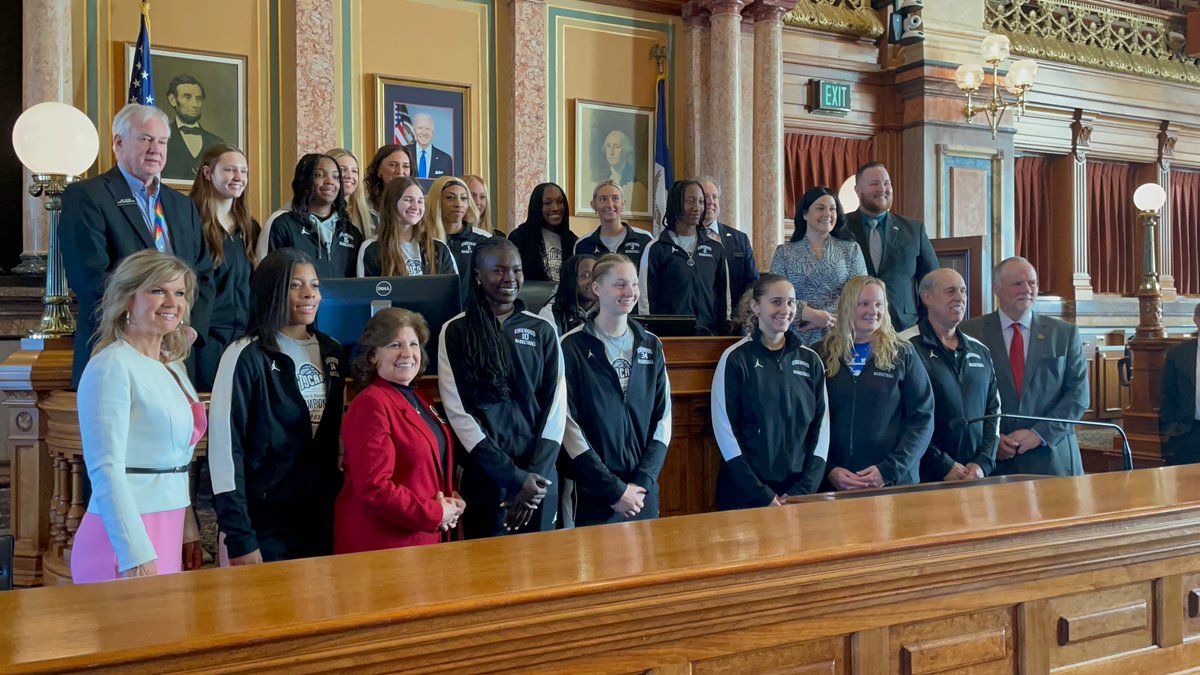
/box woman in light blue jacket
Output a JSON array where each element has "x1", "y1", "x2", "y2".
[{"x1": 71, "y1": 250, "x2": 207, "y2": 583}]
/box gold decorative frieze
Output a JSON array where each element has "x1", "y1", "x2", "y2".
[
  {"x1": 783, "y1": 0, "x2": 884, "y2": 39},
  {"x1": 985, "y1": 0, "x2": 1200, "y2": 85}
]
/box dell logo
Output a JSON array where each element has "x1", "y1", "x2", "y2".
[{"x1": 375, "y1": 281, "x2": 392, "y2": 296}]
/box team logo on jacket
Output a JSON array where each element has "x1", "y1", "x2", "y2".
[
  {"x1": 337, "y1": 232, "x2": 356, "y2": 248},
  {"x1": 697, "y1": 244, "x2": 715, "y2": 258},
  {"x1": 792, "y1": 359, "x2": 810, "y2": 378},
  {"x1": 636, "y1": 346, "x2": 653, "y2": 365},
  {"x1": 461, "y1": 241, "x2": 478, "y2": 255},
  {"x1": 513, "y1": 327, "x2": 538, "y2": 347},
  {"x1": 324, "y1": 356, "x2": 341, "y2": 378},
  {"x1": 623, "y1": 242, "x2": 642, "y2": 254}
]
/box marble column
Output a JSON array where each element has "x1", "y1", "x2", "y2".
[
  {"x1": 750, "y1": 1, "x2": 793, "y2": 271},
  {"x1": 1069, "y1": 117, "x2": 1093, "y2": 301},
  {"x1": 508, "y1": 0, "x2": 549, "y2": 229},
  {"x1": 680, "y1": 2, "x2": 709, "y2": 178},
  {"x1": 704, "y1": 0, "x2": 745, "y2": 231},
  {"x1": 293, "y1": 0, "x2": 338, "y2": 155},
  {"x1": 17, "y1": 0, "x2": 73, "y2": 273}
]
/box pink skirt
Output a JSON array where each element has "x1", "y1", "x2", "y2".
[{"x1": 70, "y1": 508, "x2": 185, "y2": 584}]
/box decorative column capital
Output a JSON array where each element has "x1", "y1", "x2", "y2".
[
  {"x1": 682, "y1": 1, "x2": 711, "y2": 29},
  {"x1": 704, "y1": 0, "x2": 747, "y2": 17},
  {"x1": 750, "y1": 0, "x2": 794, "y2": 22},
  {"x1": 1158, "y1": 124, "x2": 1177, "y2": 172},
  {"x1": 1071, "y1": 118, "x2": 1092, "y2": 163}
]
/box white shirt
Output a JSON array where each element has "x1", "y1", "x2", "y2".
[{"x1": 999, "y1": 310, "x2": 1032, "y2": 360}]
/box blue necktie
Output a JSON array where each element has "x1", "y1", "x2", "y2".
[{"x1": 419, "y1": 150, "x2": 428, "y2": 178}]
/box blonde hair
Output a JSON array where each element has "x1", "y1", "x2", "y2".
[
  {"x1": 462, "y1": 174, "x2": 492, "y2": 232},
  {"x1": 328, "y1": 148, "x2": 373, "y2": 238},
  {"x1": 92, "y1": 250, "x2": 197, "y2": 363},
  {"x1": 820, "y1": 275, "x2": 902, "y2": 377},
  {"x1": 592, "y1": 179, "x2": 624, "y2": 200},
  {"x1": 423, "y1": 176, "x2": 477, "y2": 241}
]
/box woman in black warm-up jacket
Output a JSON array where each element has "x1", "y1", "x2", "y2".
[
  {"x1": 560, "y1": 253, "x2": 671, "y2": 526},
  {"x1": 815, "y1": 275, "x2": 934, "y2": 490},
  {"x1": 711, "y1": 274, "x2": 829, "y2": 510}
]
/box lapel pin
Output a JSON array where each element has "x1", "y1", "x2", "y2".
[
  {"x1": 117, "y1": 197, "x2": 136, "y2": 206},
  {"x1": 1037, "y1": 334, "x2": 1045, "y2": 340}
]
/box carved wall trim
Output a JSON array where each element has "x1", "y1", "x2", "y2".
[
  {"x1": 985, "y1": 0, "x2": 1200, "y2": 85},
  {"x1": 782, "y1": 0, "x2": 883, "y2": 39}
]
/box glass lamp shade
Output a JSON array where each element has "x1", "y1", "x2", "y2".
[
  {"x1": 12, "y1": 102, "x2": 100, "y2": 176},
  {"x1": 838, "y1": 175, "x2": 859, "y2": 214},
  {"x1": 1006, "y1": 59, "x2": 1038, "y2": 91},
  {"x1": 980, "y1": 34, "x2": 1011, "y2": 63},
  {"x1": 955, "y1": 63, "x2": 985, "y2": 92},
  {"x1": 1132, "y1": 183, "x2": 1167, "y2": 212}
]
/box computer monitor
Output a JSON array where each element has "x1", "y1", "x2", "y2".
[
  {"x1": 314, "y1": 275, "x2": 462, "y2": 375},
  {"x1": 518, "y1": 280, "x2": 557, "y2": 313},
  {"x1": 632, "y1": 314, "x2": 698, "y2": 337}
]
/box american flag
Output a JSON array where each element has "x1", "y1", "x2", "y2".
[
  {"x1": 393, "y1": 103, "x2": 414, "y2": 145},
  {"x1": 127, "y1": 2, "x2": 154, "y2": 105}
]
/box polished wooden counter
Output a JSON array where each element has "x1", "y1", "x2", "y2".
[{"x1": 5, "y1": 466, "x2": 1200, "y2": 673}]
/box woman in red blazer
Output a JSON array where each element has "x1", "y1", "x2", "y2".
[{"x1": 334, "y1": 308, "x2": 465, "y2": 554}]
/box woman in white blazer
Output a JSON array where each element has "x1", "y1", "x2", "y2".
[{"x1": 71, "y1": 250, "x2": 207, "y2": 583}]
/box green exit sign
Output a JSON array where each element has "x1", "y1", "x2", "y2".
[{"x1": 810, "y1": 80, "x2": 851, "y2": 116}]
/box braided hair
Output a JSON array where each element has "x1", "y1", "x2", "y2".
[
  {"x1": 460, "y1": 237, "x2": 521, "y2": 403},
  {"x1": 662, "y1": 179, "x2": 703, "y2": 233},
  {"x1": 549, "y1": 253, "x2": 597, "y2": 334}
]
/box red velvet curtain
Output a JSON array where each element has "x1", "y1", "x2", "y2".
[
  {"x1": 783, "y1": 133, "x2": 873, "y2": 220},
  {"x1": 1014, "y1": 155, "x2": 1054, "y2": 294},
  {"x1": 1086, "y1": 160, "x2": 1138, "y2": 295},
  {"x1": 1170, "y1": 169, "x2": 1200, "y2": 296}
]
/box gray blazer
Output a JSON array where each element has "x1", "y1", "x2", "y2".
[{"x1": 959, "y1": 311, "x2": 1090, "y2": 476}]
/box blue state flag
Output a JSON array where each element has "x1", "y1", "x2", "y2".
[
  {"x1": 652, "y1": 73, "x2": 674, "y2": 236},
  {"x1": 127, "y1": 5, "x2": 155, "y2": 105}
]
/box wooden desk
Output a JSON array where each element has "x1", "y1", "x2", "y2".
[{"x1": 5, "y1": 466, "x2": 1200, "y2": 673}]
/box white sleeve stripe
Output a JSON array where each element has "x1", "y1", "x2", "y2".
[
  {"x1": 357, "y1": 237, "x2": 377, "y2": 278},
  {"x1": 652, "y1": 351, "x2": 672, "y2": 446},
  {"x1": 562, "y1": 412, "x2": 591, "y2": 459},
  {"x1": 540, "y1": 332, "x2": 568, "y2": 444},
  {"x1": 256, "y1": 210, "x2": 286, "y2": 261},
  {"x1": 208, "y1": 338, "x2": 254, "y2": 495},
  {"x1": 813, "y1": 378, "x2": 831, "y2": 461},
  {"x1": 436, "y1": 314, "x2": 487, "y2": 452},
  {"x1": 711, "y1": 338, "x2": 751, "y2": 461},
  {"x1": 637, "y1": 240, "x2": 654, "y2": 315}
]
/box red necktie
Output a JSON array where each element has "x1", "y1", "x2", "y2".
[{"x1": 1010, "y1": 324, "x2": 1025, "y2": 399}]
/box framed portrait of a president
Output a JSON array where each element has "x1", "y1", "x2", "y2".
[
  {"x1": 123, "y1": 43, "x2": 247, "y2": 188},
  {"x1": 574, "y1": 100, "x2": 653, "y2": 218},
  {"x1": 375, "y1": 75, "x2": 469, "y2": 191}
]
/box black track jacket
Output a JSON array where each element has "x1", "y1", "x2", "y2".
[
  {"x1": 638, "y1": 229, "x2": 729, "y2": 333},
  {"x1": 712, "y1": 330, "x2": 830, "y2": 509},
  {"x1": 560, "y1": 318, "x2": 672, "y2": 524}
]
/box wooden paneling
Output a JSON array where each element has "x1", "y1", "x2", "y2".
[
  {"x1": 1047, "y1": 584, "x2": 1156, "y2": 669},
  {"x1": 6, "y1": 467, "x2": 1200, "y2": 672},
  {"x1": 891, "y1": 608, "x2": 1014, "y2": 674},
  {"x1": 1182, "y1": 571, "x2": 1200, "y2": 639}
]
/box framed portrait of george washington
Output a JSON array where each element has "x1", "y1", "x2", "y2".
[
  {"x1": 574, "y1": 99, "x2": 653, "y2": 219},
  {"x1": 123, "y1": 43, "x2": 247, "y2": 188}
]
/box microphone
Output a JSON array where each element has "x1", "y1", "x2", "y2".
[{"x1": 953, "y1": 413, "x2": 1133, "y2": 471}]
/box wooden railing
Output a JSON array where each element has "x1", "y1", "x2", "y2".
[{"x1": 5, "y1": 466, "x2": 1200, "y2": 673}]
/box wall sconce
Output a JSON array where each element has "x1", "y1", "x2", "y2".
[
  {"x1": 1132, "y1": 182, "x2": 1167, "y2": 338},
  {"x1": 954, "y1": 34, "x2": 1039, "y2": 140},
  {"x1": 11, "y1": 102, "x2": 100, "y2": 339}
]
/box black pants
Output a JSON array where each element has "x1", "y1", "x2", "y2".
[{"x1": 1165, "y1": 424, "x2": 1200, "y2": 466}]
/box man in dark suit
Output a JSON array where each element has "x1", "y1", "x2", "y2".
[
  {"x1": 1161, "y1": 303, "x2": 1200, "y2": 465},
  {"x1": 845, "y1": 161, "x2": 938, "y2": 330},
  {"x1": 162, "y1": 74, "x2": 225, "y2": 181},
  {"x1": 60, "y1": 103, "x2": 215, "y2": 387},
  {"x1": 405, "y1": 113, "x2": 454, "y2": 180},
  {"x1": 699, "y1": 176, "x2": 758, "y2": 321},
  {"x1": 960, "y1": 257, "x2": 1089, "y2": 476}
]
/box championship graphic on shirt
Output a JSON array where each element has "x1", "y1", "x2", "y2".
[
  {"x1": 405, "y1": 258, "x2": 424, "y2": 276},
  {"x1": 545, "y1": 245, "x2": 563, "y2": 283},
  {"x1": 296, "y1": 362, "x2": 327, "y2": 432},
  {"x1": 612, "y1": 355, "x2": 632, "y2": 392}
]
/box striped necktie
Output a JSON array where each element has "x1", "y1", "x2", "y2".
[
  {"x1": 867, "y1": 217, "x2": 882, "y2": 271},
  {"x1": 152, "y1": 200, "x2": 169, "y2": 253}
]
